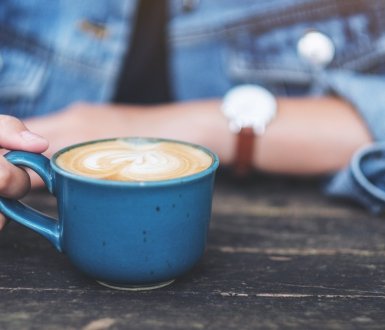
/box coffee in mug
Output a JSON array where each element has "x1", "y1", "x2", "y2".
[{"x1": 56, "y1": 139, "x2": 212, "y2": 182}]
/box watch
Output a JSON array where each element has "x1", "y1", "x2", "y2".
[{"x1": 221, "y1": 84, "x2": 277, "y2": 175}]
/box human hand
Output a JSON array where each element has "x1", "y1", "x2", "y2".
[{"x1": 0, "y1": 115, "x2": 48, "y2": 230}]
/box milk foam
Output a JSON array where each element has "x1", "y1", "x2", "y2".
[{"x1": 56, "y1": 139, "x2": 213, "y2": 181}]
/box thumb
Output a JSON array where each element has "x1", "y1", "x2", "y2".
[
  {"x1": 0, "y1": 214, "x2": 8, "y2": 231},
  {"x1": 0, "y1": 115, "x2": 48, "y2": 152}
]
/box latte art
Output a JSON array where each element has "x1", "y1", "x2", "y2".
[{"x1": 56, "y1": 139, "x2": 213, "y2": 181}]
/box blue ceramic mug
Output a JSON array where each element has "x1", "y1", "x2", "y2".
[{"x1": 0, "y1": 138, "x2": 219, "y2": 290}]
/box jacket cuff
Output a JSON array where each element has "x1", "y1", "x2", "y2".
[{"x1": 325, "y1": 142, "x2": 385, "y2": 214}]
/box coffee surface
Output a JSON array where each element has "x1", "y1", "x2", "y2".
[{"x1": 56, "y1": 139, "x2": 213, "y2": 181}]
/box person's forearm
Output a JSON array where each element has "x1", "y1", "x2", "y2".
[
  {"x1": 255, "y1": 97, "x2": 372, "y2": 175},
  {"x1": 162, "y1": 96, "x2": 372, "y2": 175},
  {"x1": 25, "y1": 96, "x2": 372, "y2": 178}
]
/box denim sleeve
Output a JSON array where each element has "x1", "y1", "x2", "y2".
[{"x1": 323, "y1": 70, "x2": 385, "y2": 214}]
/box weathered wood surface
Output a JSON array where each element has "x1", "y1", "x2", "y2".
[{"x1": 1, "y1": 171, "x2": 385, "y2": 329}]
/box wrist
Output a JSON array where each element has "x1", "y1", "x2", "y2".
[{"x1": 221, "y1": 85, "x2": 277, "y2": 175}]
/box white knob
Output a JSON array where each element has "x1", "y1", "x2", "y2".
[{"x1": 297, "y1": 30, "x2": 335, "y2": 67}]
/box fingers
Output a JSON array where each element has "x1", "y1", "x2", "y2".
[
  {"x1": 0, "y1": 156, "x2": 31, "y2": 199},
  {"x1": 0, "y1": 115, "x2": 47, "y2": 231},
  {"x1": 0, "y1": 115, "x2": 48, "y2": 152},
  {"x1": 0, "y1": 115, "x2": 44, "y2": 198},
  {"x1": 0, "y1": 214, "x2": 9, "y2": 231}
]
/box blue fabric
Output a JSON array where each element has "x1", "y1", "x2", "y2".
[
  {"x1": 0, "y1": 0, "x2": 138, "y2": 117},
  {"x1": 1, "y1": 0, "x2": 385, "y2": 212},
  {"x1": 323, "y1": 71, "x2": 385, "y2": 214},
  {"x1": 325, "y1": 143, "x2": 385, "y2": 214}
]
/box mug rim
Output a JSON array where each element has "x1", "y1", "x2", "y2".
[{"x1": 51, "y1": 137, "x2": 220, "y2": 187}]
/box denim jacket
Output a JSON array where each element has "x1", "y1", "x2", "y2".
[{"x1": 1, "y1": 0, "x2": 385, "y2": 213}]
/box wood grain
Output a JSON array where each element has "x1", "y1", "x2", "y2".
[{"x1": 1, "y1": 172, "x2": 384, "y2": 329}]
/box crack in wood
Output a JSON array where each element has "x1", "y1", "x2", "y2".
[
  {"x1": 210, "y1": 246, "x2": 385, "y2": 256},
  {"x1": 219, "y1": 292, "x2": 385, "y2": 299}
]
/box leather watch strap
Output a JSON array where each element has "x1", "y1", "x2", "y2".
[{"x1": 234, "y1": 127, "x2": 255, "y2": 176}]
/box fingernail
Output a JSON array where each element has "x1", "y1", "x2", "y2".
[{"x1": 20, "y1": 131, "x2": 47, "y2": 143}]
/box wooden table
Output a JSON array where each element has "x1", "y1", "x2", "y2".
[{"x1": 1, "y1": 171, "x2": 385, "y2": 329}]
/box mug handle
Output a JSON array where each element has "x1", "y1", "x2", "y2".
[{"x1": 0, "y1": 151, "x2": 62, "y2": 252}]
